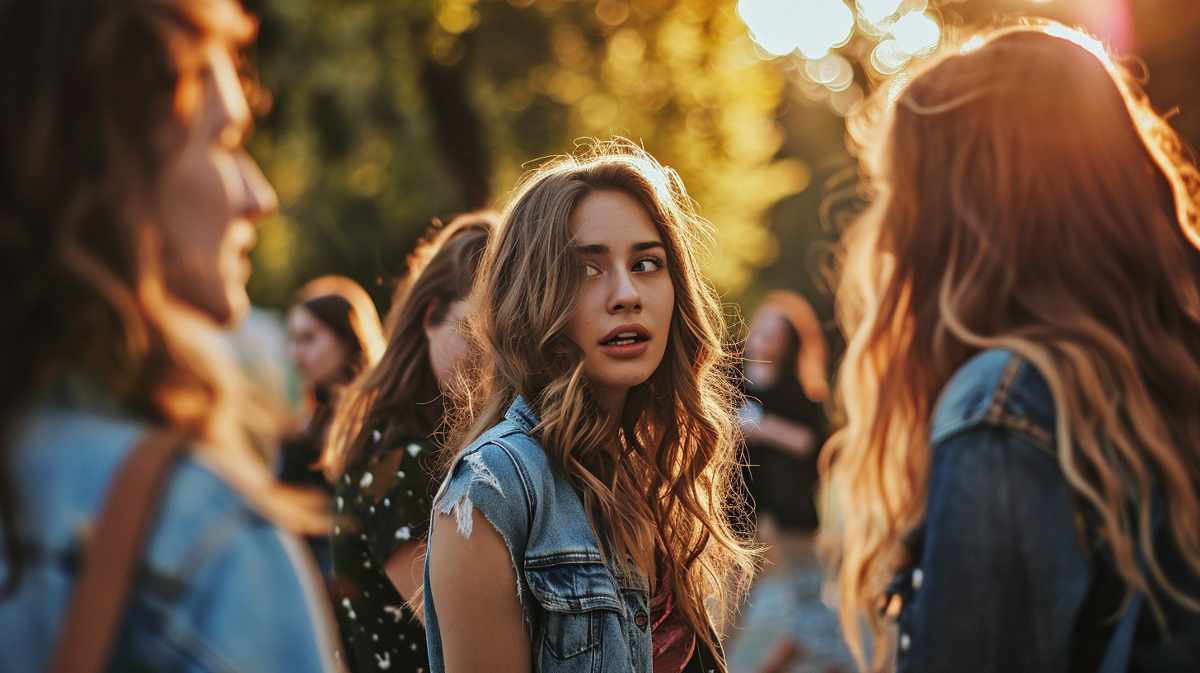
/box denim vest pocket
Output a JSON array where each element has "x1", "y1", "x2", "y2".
[{"x1": 526, "y1": 555, "x2": 623, "y2": 662}]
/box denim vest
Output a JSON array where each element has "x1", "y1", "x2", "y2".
[
  {"x1": 423, "y1": 396, "x2": 654, "y2": 673},
  {"x1": 0, "y1": 379, "x2": 342, "y2": 673},
  {"x1": 891, "y1": 349, "x2": 1200, "y2": 673}
]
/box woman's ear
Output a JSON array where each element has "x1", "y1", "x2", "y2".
[{"x1": 422, "y1": 300, "x2": 440, "y2": 338}]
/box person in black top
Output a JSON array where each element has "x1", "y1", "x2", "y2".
[
  {"x1": 737, "y1": 290, "x2": 851, "y2": 673},
  {"x1": 741, "y1": 290, "x2": 829, "y2": 535},
  {"x1": 320, "y1": 213, "x2": 495, "y2": 673},
  {"x1": 284, "y1": 276, "x2": 386, "y2": 492}
]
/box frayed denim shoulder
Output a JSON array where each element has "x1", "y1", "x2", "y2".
[{"x1": 435, "y1": 450, "x2": 505, "y2": 538}]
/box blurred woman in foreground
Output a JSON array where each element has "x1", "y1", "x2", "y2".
[
  {"x1": 824, "y1": 22, "x2": 1200, "y2": 672},
  {"x1": 322, "y1": 213, "x2": 493, "y2": 673},
  {"x1": 0, "y1": 0, "x2": 340, "y2": 670}
]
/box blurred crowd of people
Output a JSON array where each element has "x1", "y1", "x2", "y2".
[{"x1": 5, "y1": 1, "x2": 1200, "y2": 673}]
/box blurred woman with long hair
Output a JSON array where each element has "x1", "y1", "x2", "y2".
[
  {"x1": 0, "y1": 0, "x2": 340, "y2": 670},
  {"x1": 284, "y1": 275, "x2": 384, "y2": 491},
  {"x1": 824, "y1": 22, "x2": 1200, "y2": 672},
  {"x1": 321, "y1": 213, "x2": 493, "y2": 673},
  {"x1": 423, "y1": 141, "x2": 757, "y2": 673}
]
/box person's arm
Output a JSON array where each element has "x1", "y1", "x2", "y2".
[
  {"x1": 427, "y1": 507, "x2": 531, "y2": 673},
  {"x1": 899, "y1": 426, "x2": 1091, "y2": 673},
  {"x1": 747, "y1": 413, "x2": 817, "y2": 457},
  {"x1": 383, "y1": 541, "x2": 426, "y2": 622}
]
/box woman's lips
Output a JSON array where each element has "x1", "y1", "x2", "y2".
[{"x1": 600, "y1": 339, "x2": 650, "y2": 359}]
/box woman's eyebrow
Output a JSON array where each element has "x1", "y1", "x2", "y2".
[
  {"x1": 633, "y1": 241, "x2": 664, "y2": 252},
  {"x1": 575, "y1": 241, "x2": 664, "y2": 254}
]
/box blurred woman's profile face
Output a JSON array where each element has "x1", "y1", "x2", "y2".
[
  {"x1": 288, "y1": 305, "x2": 352, "y2": 388},
  {"x1": 154, "y1": 44, "x2": 277, "y2": 326},
  {"x1": 425, "y1": 300, "x2": 469, "y2": 388}
]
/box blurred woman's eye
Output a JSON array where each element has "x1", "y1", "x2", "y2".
[{"x1": 584, "y1": 263, "x2": 600, "y2": 277}]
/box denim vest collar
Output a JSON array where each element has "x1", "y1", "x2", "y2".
[{"x1": 505, "y1": 395, "x2": 540, "y2": 435}]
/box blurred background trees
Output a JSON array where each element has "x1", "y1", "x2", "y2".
[{"x1": 241, "y1": 0, "x2": 1200, "y2": 337}]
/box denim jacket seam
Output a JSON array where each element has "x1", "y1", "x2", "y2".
[
  {"x1": 484, "y1": 434, "x2": 540, "y2": 531},
  {"x1": 932, "y1": 354, "x2": 1055, "y2": 456}
]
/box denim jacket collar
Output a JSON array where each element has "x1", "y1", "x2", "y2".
[{"x1": 504, "y1": 395, "x2": 541, "y2": 435}]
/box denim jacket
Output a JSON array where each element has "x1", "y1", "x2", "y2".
[
  {"x1": 0, "y1": 380, "x2": 343, "y2": 673},
  {"x1": 894, "y1": 349, "x2": 1200, "y2": 673},
  {"x1": 424, "y1": 396, "x2": 657, "y2": 673}
]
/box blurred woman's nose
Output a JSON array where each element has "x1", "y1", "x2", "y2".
[{"x1": 238, "y1": 153, "x2": 278, "y2": 223}]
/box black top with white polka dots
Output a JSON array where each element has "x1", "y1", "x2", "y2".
[{"x1": 330, "y1": 429, "x2": 435, "y2": 673}]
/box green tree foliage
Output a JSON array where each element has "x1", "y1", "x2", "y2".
[{"x1": 243, "y1": 0, "x2": 807, "y2": 309}]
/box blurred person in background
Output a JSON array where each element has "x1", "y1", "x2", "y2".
[
  {"x1": 825, "y1": 22, "x2": 1200, "y2": 673},
  {"x1": 424, "y1": 141, "x2": 757, "y2": 673},
  {"x1": 741, "y1": 291, "x2": 829, "y2": 544},
  {"x1": 321, "y1": 213, "x2": 494, "y2": 673},
  {"x1": 284, "y1": 275, "x2": 385, "y2": 492},
  {"x1": 736, "y1": 291, "x2": 844, "y2": 673},
  {"x1": 0, "y1": 0, "x2": 344, "y2": 671},
  {"x1": 283, "y1": 275, "x2": 384, "y2": 578}
]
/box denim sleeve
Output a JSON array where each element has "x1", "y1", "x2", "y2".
[
  {"x1": 899, "y1": 426, "x2": 1091, "y2": 673},
  {"x1": 433, "y1": 442, "x2": 532, "y2": 557}
]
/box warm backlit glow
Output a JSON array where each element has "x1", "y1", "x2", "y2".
[
  {"x1": 1042, "y1": 23, "x2": 1110, "y2": 64},
  {"x1": 738, "y1": 0, "x2": 855, "y2": 59},
  {"x1": 856, "y1": 0, "x2": 904, "y2": 25},
  {"x1": 871, "y1": 38, "x2": 910, "y2": 75},
  {"x1": 891, "y1": 11, "x2": 940, "y2": 55},
  {"x1": 961, "y1": 35, "x2": 986, "y2": 53},
  {"x1": 737, "y1": 0, "x2": 806, "y2": 56}
]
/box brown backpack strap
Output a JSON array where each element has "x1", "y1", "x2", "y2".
[{"x1": 45, "y1": 430, "x2": 190, "y2": 673}]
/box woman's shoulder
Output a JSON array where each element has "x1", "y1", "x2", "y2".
[
  {"x1": 931, "y1": 348, "x2": 1055, "y2": 451},
  {"x1": 3, "y1": 408, "x2": 342, "y2": 673}
]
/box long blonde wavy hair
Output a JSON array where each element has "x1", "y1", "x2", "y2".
[
  {"x1": 824, "y1": 23, "x2": 1200, "y2": 671},
  {"x1": 445, "y1": 140, "x2": 757, "y2": 665}
]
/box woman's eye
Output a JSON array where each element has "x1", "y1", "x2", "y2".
[
  {"x1": 632, "y1": 257, "x2": 663, "y2": 273},
  {"x1": 584, "y1": 263, "x2": 600, "y2": 277}
]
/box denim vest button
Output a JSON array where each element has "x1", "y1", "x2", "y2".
[
  {"x1": 912, "y1": 568, "x2": 924, "y2": 591},
  {"x1": 635, "y1": 609, "x2": 649, "y2": 630}
]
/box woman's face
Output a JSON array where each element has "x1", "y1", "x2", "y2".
[
  {"x1": 565, "y1": 190, "x2": 675, "y2": 414},
  {"x1": 425, "y1": 299, "x2": 469, "y2": 388},
  {"x1": 745, "y1": 310, "x2": 792, "y2": 366},
  {"x1": 288, "y1": 305, "x2": 353, "y2": 388},
  {"x1": 154, "y1": 45, "x2": 277, "y2": 326}
]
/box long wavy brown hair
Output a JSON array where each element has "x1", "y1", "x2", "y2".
[
  {"x1": 823, "y1": 23, "x2": 1200, "y2": 670},
  {"x1": 0, "y1": 0, "x2": 324, "y2": 595},
  {"x1": 445, "y1": 140, "x2": 757, "y2": 666},
  {"x1": 322, "y1": 213, "x2": 494, "y2": 481}
]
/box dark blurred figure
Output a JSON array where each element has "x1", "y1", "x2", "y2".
[
  {"x1": 737, "y1": 291, "x2": 845, "y2": 673},
  {"x1": 284, "y1": 275, "x2": 384, "y2": 491},
  {"x1": 741, "y1": 290, "x2": 830, "y2": 537},
  {"x1": 321, "y1": 213, "x2": 494, "y2": 673},
  {"x1": 0, "y1": 0, "x2": 342, "y2": 670},
  {"x1": 827, "y1": 22, "x2": 1200, "y2": 673}
]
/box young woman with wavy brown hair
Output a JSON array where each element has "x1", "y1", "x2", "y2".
[
  {"x1": 423, "y1": 141, "x2": 757, "y2": 673},
  {"x1": 0, "y1": 0, "x2": 339, "y2": 669},
  {"x1": 320, "y1": 212, "x2": 494, "y2": 673},
  {"x1": 823, "y1": 22, "x2": 1200, "y2": 673}
]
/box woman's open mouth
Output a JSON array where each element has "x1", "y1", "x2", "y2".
[{"x1": 600, "y1": 326, "x2": 651, "y2": 358}]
